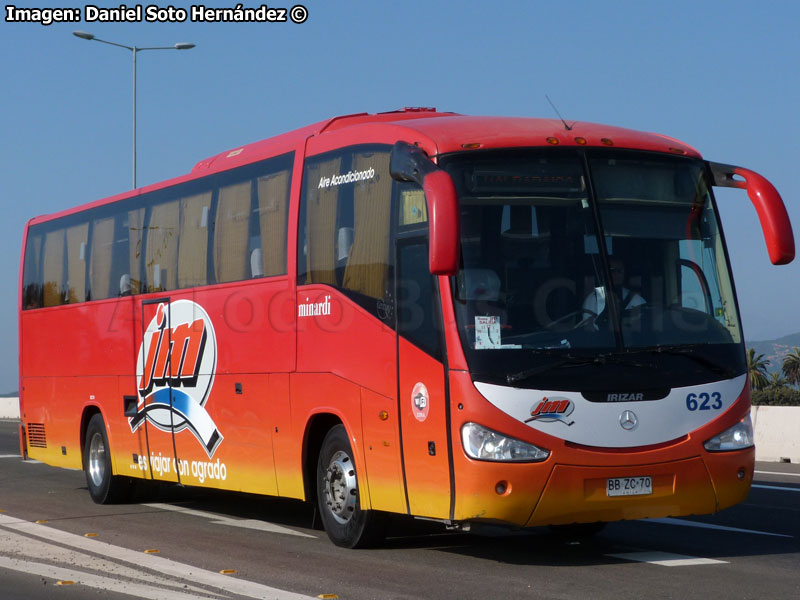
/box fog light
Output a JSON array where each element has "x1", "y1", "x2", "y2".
[
  {"x1": 495, "y1": 481, "x2": 508, "y2": 495},
  {"x1": 737, "y1": 469, "x2": 745, "y2": 480}
]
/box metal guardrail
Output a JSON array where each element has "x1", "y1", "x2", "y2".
[{"x1": 2, "y1": 398, "x2": 796, "y2": 462}]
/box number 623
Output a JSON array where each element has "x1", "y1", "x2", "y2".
[{"x1": 686, "y1": 392, "x2": 722, "y2": 411}]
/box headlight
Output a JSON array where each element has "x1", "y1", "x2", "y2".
[
  {"x1": 461, "y1": 422, "x2": 550, "y2": 462},
  {"x1": 703, "y1": 415, "x2": 754, "y2": 452}
]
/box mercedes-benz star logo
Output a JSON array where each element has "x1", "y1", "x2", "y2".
[{"x1": 619, "y1": 410, "x2": 638, "y2": 431}]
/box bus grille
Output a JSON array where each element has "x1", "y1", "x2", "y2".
[{"x1": 27, "y1": 423, "x2": 47, "y2": 448}]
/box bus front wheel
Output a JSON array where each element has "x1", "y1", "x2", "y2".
[
  {"x1": 316, "y1": 424, "x2": 384, "y2": 548},
  {"x1": 83, "y1": 414, "x2": 133, "y2": 504}
]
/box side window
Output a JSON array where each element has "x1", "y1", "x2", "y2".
[
  {"x1": 86, "y1": 206, "x2": 148, "y2": 301},
  {"x1": 397, "y1": 240, "x2": 443, "y2": 359},
  {"x1": 396, "y1": 185, "x2": 443, "y2": 358},
  {"x1": 22, "y1": 233, "x2": 44, "y2": 309},
  {"x1": 342, "y1": 151, "x2": 393, "y2": 299},
  {"x1": 214, "y1": 181, "x2": 252, "y2": 284},
  {"x1": 128, "y1": 208, "x2": 146, "y2": 295},
  {"x1": 89, "y1": 216, "x2": 115, "y2": 300},
  {"x1": 109, "y1": 212, "x2": 133, "y2": 297},
  {"x1": 65, "y1": 223, "x2": 89, "y2": 304},
  {"x1": 300, "y1": 155, "x2": 342, "y2": 286},
  {"x1": 42, "y1": 229, "x2": 65, "y2": 307},
  {"x1": 255, "y1": 170, "x2": 290, "y2": 277},
  {"x1": 178, "y1": 192, "x2": 212, "y2": 288},
  {"x1": 145, "y1": 200, "x2": 179, "y2": 292},
  {"x1": 212, "y1": 153, "x2": 293, "y2": 283},
  {"x1": 298, "y1": 145, "x2": 394, "y2": 319},
  {"x1": 22, "y1": 154, "x2": 293, "y2": 309},
  {"x1": 398, "y1": 189, "x2": 427, "y2": 227}
]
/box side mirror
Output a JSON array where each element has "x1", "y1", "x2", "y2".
[
  {"x1": 390, "y1": 142, "x2": 460, "y2": 275},
  {"x1": 708, "y1": 162, "x2": 794, "y2": 265}
]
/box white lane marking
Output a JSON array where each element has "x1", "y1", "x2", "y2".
[
  {"x1": 0, "y1": 528, "x2": 214, "y2": 595},
  {"x1": 0, "y1": 513, "x2": 316, "y2": 600},
  {"x1": 143, "y1": 503, "x2": 316, "y2": 538},
  {"x1": 755, "y1": 470, "x2": 800, "y2": 478},
  {"x1": 752, "y1": 484, "x2": 800, "y2": 493},
  {"x1": 0, "y1": 456, "x2": 46, "y2": 464},
  {"x1": 607, "y1": 551, "x2": 727, "y2": 566},
  {"x1": 0, "y1": 556, "x2": 219, "y2": 600},
  {"x1": 644, "y1": 517, "x2": 792, "y2": 538}
]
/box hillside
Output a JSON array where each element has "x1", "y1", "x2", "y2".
[{"x1": 747, "y1": 332, "x2": 800, "y2": 374}]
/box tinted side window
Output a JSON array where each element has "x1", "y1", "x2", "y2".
[
  {"x1": 65, "y1": 223, "x2": 89, "y2": 303},
  {"x1": 144, "y1": 199, "x2": 179, "y2": 292},
  {"x1": 214, "y1": 180, "x2": 251, "y2": 284},
  {"x1": 22, "y1": 233, "x2": 43, "y2": 309},
  {"x1": 22, "y1": 152, "x2": 293, "y2": 308},
  {"x1": 177, "y1": 192, "x2": 212, "y2": 288},
  {"x1": 212, "y1": 155, "x2": 293, "y2": 283},
  {"x1": 89, "y1": 216, "x2": 115, "y2": 300},
  {"x1": 342, "y1": 151, "x2": 393, "y2": 299},
  {"x1": 298, "y1": 145, "x2": 395, "y2": 320},
  {"x1": 128, "y1": 208, "x2": 146, "y2": 295},
  {"x1": 255, "y1": 170, "x2": 290, "y2": 277},
  {"x1": 42, "y1": 229, "x2": 65, "y2": 307},
  {"x1": 397, "y1": 241, "x2": 443, "y2": 359},
  {"x1": 300, "y1": 155, "x2": 341, "y2": 286}
]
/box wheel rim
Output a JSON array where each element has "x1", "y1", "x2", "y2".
[
  {"x1": 88, "y1": 432, "x2": 106, "y2": 488},
  {"x1": 323, "y1": 450, "x2": 357, "y2": 525}
]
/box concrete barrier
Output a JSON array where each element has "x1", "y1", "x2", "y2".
[
  {"x1": 751, "y1": 406, "x2": 800, "y2": 463},
  {"x1": 1, "y1": 396, "x2": 797, "y2": 462},
  {"x1": 0, "y1": 397, "x2": 19, "y2": 420}
]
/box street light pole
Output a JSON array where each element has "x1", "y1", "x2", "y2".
[
  {"x1": 133, "y1": 45, "x2": 137, "y2": 190},
  {"x1": 73, "y1": 31, "x2": 195, "y2": 189}
]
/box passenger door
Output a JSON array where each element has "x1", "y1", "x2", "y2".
[{"x1": 396, "y1": 236, "x2": 452, "y2": 519}]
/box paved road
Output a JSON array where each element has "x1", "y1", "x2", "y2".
[{"x1": 0, "y1": 419, "x2": 798, "y2": 599}]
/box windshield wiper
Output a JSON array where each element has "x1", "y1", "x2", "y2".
[
  {"x1": 505, "y1": 344, "x2": 740, "y2": 386},
  {"x1": 641, "y1": 344, "x2": 739, "y2": 379},
  {"x1": 506, "y1": 352, "x2": 652, "y2": 385}
]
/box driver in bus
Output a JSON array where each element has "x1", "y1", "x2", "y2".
[{"x1": 582, "y1": 255, "x2": 645, "y2": 321}]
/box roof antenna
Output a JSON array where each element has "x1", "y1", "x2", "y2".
[{"x1": 546, "y1": 95, "x2": 574, "y2": 131}]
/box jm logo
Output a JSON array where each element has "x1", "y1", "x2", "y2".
[
  {"x1": 130, "y1": 300, "x2": 223, "y2": 457},
  {"x1": 526, "y1": 397, "x2": 575, "y2": 426}
]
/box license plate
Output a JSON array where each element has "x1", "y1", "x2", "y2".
[{"x1": 607, "y1": 476, "x2": 652, "y2": 497}]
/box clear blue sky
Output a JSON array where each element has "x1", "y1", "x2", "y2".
[{"x1": 2, "y1": 0, "x2": 799, "y2": 391}]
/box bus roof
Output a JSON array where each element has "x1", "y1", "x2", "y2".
[
  {"x1": 29, "y1": 108, "x2": 701, "y2": 226},
  {"x1": 193, "y1": 108, "x2": 701, "y2": 174}
]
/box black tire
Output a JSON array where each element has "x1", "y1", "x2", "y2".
[
  {"x1": 316, "y1": 424, "x2": 385, "y2": 548},
  {"x1": 83, "y1": 414, "x2": 134, "y2": 504}
]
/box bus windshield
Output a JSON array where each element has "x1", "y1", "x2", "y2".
[{"x1": 442, "y1": 149, "x2": 744, "y2": 389}]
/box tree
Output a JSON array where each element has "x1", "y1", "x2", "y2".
[
  {"x1": 752, "y1": 387, "x2": 800, "y2": 406},
  {"x1": 767, "y1": 371, "x2": 788, "y2": 389},
  {"x1": 747, "y1": 348, "x2": 770, "y2": 391},
  {"x1": 781, "y1": 347, "x2": 800, "y2": 387}
]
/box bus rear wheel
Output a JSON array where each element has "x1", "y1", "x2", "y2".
[
  {"x1": 316, "y1": 424, "x2": 384, "y2": 548},
  {"x1": 84, "y1": 414, "x2": 133, "y2": 504}
]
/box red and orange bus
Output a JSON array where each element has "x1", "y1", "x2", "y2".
[{"x1": 18, "y1": 108, "x2": 794, "y2": 547}]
